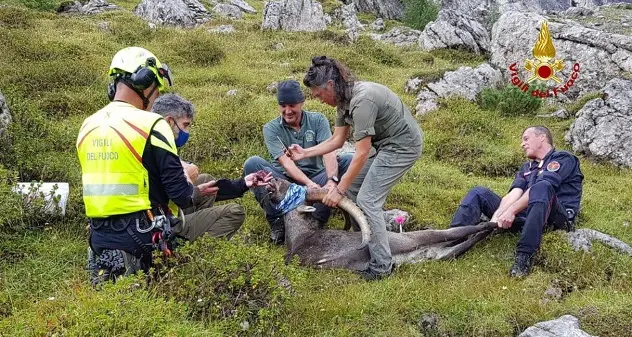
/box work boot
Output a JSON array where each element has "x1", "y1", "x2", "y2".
[
  {"x1": 268, "y1": 217, "x2": 285, "y2": 245},
  {"x1": 88, "y1": 248, "x2": 142, "y2": 287},
  {"x1": 509, "y1": 252, "x2": 535, "y2": 278},
  {"x1": 359, "y1": 264, "x2": 395, "y2": 282}
]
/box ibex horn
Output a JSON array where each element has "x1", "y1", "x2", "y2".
[{"x1": 306, "y1": 188, "x2": 371, "y2": 249}]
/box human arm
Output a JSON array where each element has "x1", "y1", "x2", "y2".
[
  {"x1": 495, "y1": 188, "x2": 530, "y2": 229},
  {"x1": 147, "y1": 120, "x2": 215, "y2": 209},
  {"x1": 322, "y1": 136, "x2": 372, "y2": 207},
  {"x1": 181, "y1": 160, "x2": 199, "y2": 183},
  {"x1": 287, "y1": 125, "x2": 349, "y2": 160},
  {"x1": 490, "y1": 188, "x2": 525, "y2": 222},
  {"x1": 277, "y1": 155, "x2": 320, "y2": 189}
]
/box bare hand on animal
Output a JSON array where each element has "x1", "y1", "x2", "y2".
[{"x1": 244, "y1": 170, "x2": 273, "y2": 188}]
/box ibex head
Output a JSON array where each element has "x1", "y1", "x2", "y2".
[
  {"x1": 266, "y1": 177, "x2": 371, "y2": 250},
  {"x1": 265, "y1": 177, "x2": 291, "y2": 204}
]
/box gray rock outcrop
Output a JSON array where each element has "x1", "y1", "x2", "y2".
[
  {"x1": 213, "y1": 3, "x2": 243, "y2": 19},
  {"x1": 0, "y1": 91, "x2": 11, "y2": 137},
  {"x1": 384, "y1": 209, "x2": 410, "y2": 232},
  {"x1": 414, "y1": 63, "x2": 502, "y2": 115},
  {"x1": 370, "y1": 18, "x2": 385, "y2": 31},
  {"x1": 518, "y1": 315, "x2": 595, "y2": 337},
  {"x1": 57, "y1": 0, "x2": 120, "y2": 15},
  {"x1": 231, "y1": 0, "x2": 256, "y2": 13},
  {"x1": 370, "y1": 26, "x2": 421, "y2": 47},
  {"x1": 491, "y1": 11, "x2": 632, "y2": 98},
  {"x1": 565, "y1": 78, "x2": 632, "y2": 168},
  {"x1": 262, "y1": 0, "x2": 327, "y2": 31},
  {"x1": 351, "y1": 0, "x2": 404, "y2": 20},
  {"x1": 419, "y1": 8, "x2": 491, "y2": 55},
  {"x1": 134, "y1": 0, "x2": 210, "y2": 28}
]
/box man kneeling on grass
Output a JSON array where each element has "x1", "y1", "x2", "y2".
[{"x1": 448, "y1": 126, "x2": 584, "y2": 277}]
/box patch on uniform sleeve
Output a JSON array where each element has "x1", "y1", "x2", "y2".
[{"x1": 546, "y1": 161, "x2": 560, "y2": 172}]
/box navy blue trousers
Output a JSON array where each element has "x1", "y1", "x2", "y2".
[
  {"x1": 449, "y1": 181, "x2": 570, "y2": 254},
  {"x1": 89, "y1": 212, "x2": 154, "y2": 263},
  {"x1": 243, "y1": 154, "x2": 353, "y2": 223}
]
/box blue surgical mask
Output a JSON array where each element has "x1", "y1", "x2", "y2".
[{"x1": 171, "y1": 120, "x2": 189, "y2": 148}]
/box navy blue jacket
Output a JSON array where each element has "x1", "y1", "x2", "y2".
[{"x1": 509, "y1": 149, "x2": 584, "y2": 214}]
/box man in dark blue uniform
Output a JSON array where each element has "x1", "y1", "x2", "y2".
[{"x1": 449, "y1": 126, "x2": 584, "y2": 277}]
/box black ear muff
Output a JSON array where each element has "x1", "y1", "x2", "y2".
[
  {"x1": 129, "y1": 67, "x2": 157, "y2": 91},
  {"x1": 129, "y1": 57, "x2": 158, "y2": 91}
]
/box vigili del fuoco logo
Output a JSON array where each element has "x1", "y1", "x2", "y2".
[{"x1": 508, "y1": 21, "x2": 581, "y2": 99}]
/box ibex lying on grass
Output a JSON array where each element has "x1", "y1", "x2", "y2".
[{"x1": 266, "y1": 178, "x2": 496, "y2": 271}]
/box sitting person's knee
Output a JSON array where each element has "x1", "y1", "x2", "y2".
[{"x1": 243, "y1": 156, "x2": 267, "y2": 174}]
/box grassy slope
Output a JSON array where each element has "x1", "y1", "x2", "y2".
[{"x1": 0, "y1": 2, "x2": 631, "y2": 336}]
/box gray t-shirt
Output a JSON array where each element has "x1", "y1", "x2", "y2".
[
  {"x1": 336, "y1": 81, "x2": 422, "y2": 151},
  {"x1": 263, "y1": 110, "x2": 332, "y2": 177}
]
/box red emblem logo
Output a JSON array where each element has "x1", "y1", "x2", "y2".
[{"x1": 547, "y1": 161, "x2": 560, "y2": 172}]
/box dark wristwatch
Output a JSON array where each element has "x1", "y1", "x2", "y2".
[{"x1": 328, "y1": 176, "x2": 340, "y2": 183}]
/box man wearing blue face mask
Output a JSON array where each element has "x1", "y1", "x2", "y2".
[{"x1": 151, "y1": 93, "x2": 271, "y2": 241}]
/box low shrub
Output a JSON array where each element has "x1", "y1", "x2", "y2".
[
  {"x1": 478, "y1": 85, "x2": 544, "y2": 116},
  {"x1": 0, "y1": 166, "x2": 64, "y2": 233},
  {"x1": 0, "y1": 275, "x2": 214, "y2": 336},
  {"x1": 0, "y1": 6, "x2": 34, "y2": 28},
  {"x1": 16, "y1": 0, "x2": 57, "y2": 11},
  {"x1": 152, "y1": 236, "x2": 305, "y2": 335},
  {"x1": 354, "y1": 36, "x2": 404, "y2": 67},
  {"x1": 403, "y1": 0, "x2": 439, "y2": 31},
  {"x1": 168, "y1": 32, "x2": 226, "y2": 67}
]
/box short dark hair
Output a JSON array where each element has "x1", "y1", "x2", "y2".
[
  {"x1": 151, "y1": 93, "x2": 195, "y2": 120},
  {"x1": 527, "y1": 125, "x2": 553, "y2": 146}
]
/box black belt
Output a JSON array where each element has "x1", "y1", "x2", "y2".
[{"x1": 90, "y1": 210, "x2": 152, "y2": 232}]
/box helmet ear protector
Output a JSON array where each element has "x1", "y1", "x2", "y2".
[
  {"x1": 129, "y1": 57, "x2": 159, "y2": 91},
  {"x1": 107, "y1": 57, "x2": 161, "y2": 101}
]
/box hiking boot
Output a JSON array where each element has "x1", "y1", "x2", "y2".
[
  {"x1": 359, "y1": 265, "x2": 394, "y2": 282},
  {"x1": 268, "y1": 217, "x2": 285, "y2": 245},
  {"x1": 509, "y1": 252, "x2": 535, "y2": 278},
  {"x1": 88, "y1": 248, "x2": 142, "y2": 287}
]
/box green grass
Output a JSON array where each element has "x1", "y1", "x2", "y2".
[{"x1": 1, "y1": 3, "x2": 632, "y2": 336}]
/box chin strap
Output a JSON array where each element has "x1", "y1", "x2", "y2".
[{"x1": 122, "y1": 81, "x2": 158, "y2": 110}]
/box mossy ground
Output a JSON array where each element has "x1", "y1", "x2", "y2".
[{"x1": 0, "y1": 2, "x2": 631, "y2": 336}]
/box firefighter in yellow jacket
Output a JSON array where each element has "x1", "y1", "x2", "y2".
[{"x1": 77, "y1": 47, "x2": 267, "y2": 284}]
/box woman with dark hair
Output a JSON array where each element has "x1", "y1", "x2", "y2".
[{"x1": 286, "y1": 56, "x2": 424, "y2": 280}]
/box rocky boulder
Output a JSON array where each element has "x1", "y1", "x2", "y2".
[
  {"x1": 134, "y1": 0, "x2": 210, "y2": 28},
  {"x1": 565, "y1": 78, "x2": 632, "y2": 168},
  {"x1": 231, "y1": 0, "x2": 256, "y2": 13},
  {"x1": 518, "y1": 315, "x2": 595, "y2": 337},
  {"x1": 370, "y1": 18, "x2": 385, "y2": 31},
  {"x1": 350, "y1": 0, "x2": 404, "y2": 20},
  {"x1": 213, "y1": 3, "x2": 243, "y2": 19},
  {"x1": 419, "y1": 8, "x2": 491, "y2": 55},
  {"x1": 57, "y1": 0, "x2": 120, "y2": 15},
  {"x1": 0, "y1": 91, "x2": 11, "y2": 137},
  {"x1": 491, "y1": 11, "x2": 632, "y2": 98},
  {"x1": 414, "y1": 63, "x2": 503, "y2": 115},
  {"x1": 261, "y1": 0, "x2": 327, "y2": 32},
  {"x1": 383, "y1": 209, "x2": 410, "y2": 232},
  {"x1": 370, "y1": 26, "x2": 421, "y2": 47}
]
